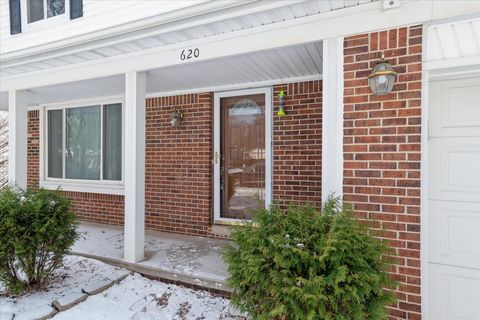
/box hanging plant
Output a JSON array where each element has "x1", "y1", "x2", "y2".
[{"x1": 277, "y1": 90, "x2": 286, "y2": 117}]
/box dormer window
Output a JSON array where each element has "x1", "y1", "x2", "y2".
[{"x1": 28, "y1": 0, "x2": 65, "y2": 23}]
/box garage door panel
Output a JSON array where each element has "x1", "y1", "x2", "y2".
[
  {"x1": 429, "y1": 78, "x2": 480, "y2": 138},
  {"x1": 429, "y1": 200, "x2": 480, "y2": 269},
  {"x1": 429, "y1": 137, "x2": 480, "y2": 202},
  {"x1": 428, "y1": 76, "x2": 480, "y2": 320},
  {"x1": 429, "y1": 263, "x2": 480, "y2": 320}
]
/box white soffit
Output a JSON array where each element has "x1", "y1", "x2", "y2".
[
  {"x1": 8, "y1": 41, "x2": 322, "y2": 108},
  {"x1": 426, "y1": 17, "x2": 480, "y2": 68},
  {"x1": 146, "y1": 41, "x2": 323, "y2": 93},
  {"x1": 0, "y1": 0, "x2": 374, "y2": 78}
]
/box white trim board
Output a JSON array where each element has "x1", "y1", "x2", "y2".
[{"x1": 146, "y1": 75, "x2": 322, "y2": 98}]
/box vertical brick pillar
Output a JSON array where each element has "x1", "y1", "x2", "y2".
[
  {"x1": 27, "y1": 110, "x2": 40, "y2": 189},
  {"x1": 343, "y1": 26, "x2": 422, "y2": 319}
]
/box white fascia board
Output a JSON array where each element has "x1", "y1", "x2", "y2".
[
  {"x1": 2, "y1": 0, "x2": 480, "y2": 91},
  {"x1": 0, "y1": 0, "x2": 307, "y2": 64},
  {"x1": 424, "y1": 55, "x2": 480, "y2": 71}
]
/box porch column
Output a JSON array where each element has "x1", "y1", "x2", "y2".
[
  {"x1": 321, "y1": 37, "x2": 344, "y2": 202},
  {"x1": 8, "y1": 90, "x2": 28, "y2": 189},
  {"x1": 124, "y1": 71, "x2": 146, "y2": 263}
]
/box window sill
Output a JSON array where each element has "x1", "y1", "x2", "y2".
[{"x1": 40, "y1": 180, "x2": 124, "y2": 195}]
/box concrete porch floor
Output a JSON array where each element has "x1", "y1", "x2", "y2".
[{"x1": 72, "y1": 222, "x2": 231, "y2": 294}]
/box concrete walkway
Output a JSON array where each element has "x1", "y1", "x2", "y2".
[{"x1": 72, "y1": 222, "x2": 231, "y2": 294}]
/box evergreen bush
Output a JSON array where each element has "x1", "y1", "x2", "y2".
[
  {"x1": 0, "y1": 187, "x2": 78, "y2": 294},
  {"x1": 224, "y1": 198, "x2": 397, "y2": 320}
]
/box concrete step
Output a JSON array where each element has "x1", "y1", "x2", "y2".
[{"x1": 72, "y1": 252, "x2": 232, "y2": 297}]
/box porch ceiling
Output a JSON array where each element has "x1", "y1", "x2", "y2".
[
  {"x1": 146, "y1": 41, "x2": 323, "y2": 94},
  {"x1": 3, "y1": 41, "x2": 322, "y2": 108}
]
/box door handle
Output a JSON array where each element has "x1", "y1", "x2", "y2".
[{"x1": 213, "y1": 151, "x2": 223, "y2": 164}]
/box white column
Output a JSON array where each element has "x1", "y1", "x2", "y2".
[
  {"x1": 321, "y1": 37, "x2": 344, "y2": 202},
  {"x1": 124, "y1": 71, "x2": 146, "y2": 263},
  {"x1": 8, "y1": 90, "x2": 28, "y2": 189}
]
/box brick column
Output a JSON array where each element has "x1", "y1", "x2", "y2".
[{"x1": 343, "y1": 26, "x2": 422, "y2": 320}]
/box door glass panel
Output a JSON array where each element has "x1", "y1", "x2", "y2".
[{"x1": 220, "y1": 94, "x2": 265, "y2": 220}]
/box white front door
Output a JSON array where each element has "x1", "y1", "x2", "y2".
[
  {"x1": 213, "y1": 88, "x2": 272, "y2": 224},
  {"x1": 428, "y1": 77, "x2": 480, "y2": 319}
]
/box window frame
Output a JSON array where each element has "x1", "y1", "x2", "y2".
[
  {"x1": 40, "y1": 97, "x2": 125, "y2": 195},
  {"x1": 20, "y1": 0, "x2": 70, "y2": 32}
]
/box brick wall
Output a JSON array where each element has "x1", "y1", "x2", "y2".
[
  {"x1": 26, "y1": 110, "x2": 125, "y2": 225},
  {"x1": 145, "y1": 93, "x2": 213, "y2": 236},
  {"x1": 273, "y1": 81, "x2": 322, "y2": 209},
  {"x1": 27, "y1": 110, "x2": 40, "y2": 188},
  {"x1": 343, "y1": 26, "x2": 422, "y2": 319},
  {"x1": 62, "y1": 191, "x2": 124, "y2": 225},
  {"x1": 26, "y1": 80, "x2": 323, "y2": 235}
]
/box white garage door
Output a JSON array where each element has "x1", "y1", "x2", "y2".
[{"x1": 428, "y1": 77, "x2": 480, "y2": 319}]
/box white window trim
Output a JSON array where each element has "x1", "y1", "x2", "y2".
[
  {"x1": 20, "y1": 0, "x2": 70, "y2": 33},
  {"x1": 39, "y1": 96, "x2": 125, "y2": 195},
  {"x1": 213, "y1": 86, "x2": 273, "y2": 225}
]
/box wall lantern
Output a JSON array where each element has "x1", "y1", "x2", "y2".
[
  {"x1": 368, "y1": 52, "x2": 398, "y2": 96},
  {"x1": 170, "y1": 109, "x2": 183, "y2": 128}
]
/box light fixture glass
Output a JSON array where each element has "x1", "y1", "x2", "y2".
[
  {"x1": 368, "y1": 52, "x2": 398, "y2": 96},
  {"x1": 170, "y1": 109, "x2": 183, "y2": 128}
]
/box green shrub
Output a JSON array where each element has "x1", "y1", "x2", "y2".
[
  {"x1": 0, "y1": 187, "x2": 78, "y2": 294},
  {"x1": 224, "y1": 198, "x2": 397, "y2": 320}
]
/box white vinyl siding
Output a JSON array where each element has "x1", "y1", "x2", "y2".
[{"x1": 0, "y1": 0, "x2": 207, "y2": 54}]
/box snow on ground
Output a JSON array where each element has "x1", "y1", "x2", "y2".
[
  {"x1": 0, "y1": 255, "x2": 243, "y2": 320},
  {"x1": 54, "y1": 273, "x2": 234, "y2": 320},
  {"x1": 0, "y1": 255, "x2": 128, "y2": 315},
  {"x1": 73, "y1": 223, "x2": 230, "y2": 283}
]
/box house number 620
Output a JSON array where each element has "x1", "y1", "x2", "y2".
[{"x1": 180, "y1": 48, "x2": 200, "y2": 61}]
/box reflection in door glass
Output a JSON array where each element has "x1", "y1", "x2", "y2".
[{"x1": 220, "y1": 94, "x2": 265, "y2": 220}]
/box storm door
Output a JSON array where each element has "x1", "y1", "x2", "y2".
[{"x1": 213, "y1": 88, "x2": 272, "y2": 223}]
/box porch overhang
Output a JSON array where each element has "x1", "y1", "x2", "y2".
[
  {"x1": 0, "y1": 41, "x2": 323, "y2": 110},
  {"x1": 1, "y1": 0, "x2": 479, "y2": 98}
]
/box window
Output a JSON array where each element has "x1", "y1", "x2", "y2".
[
  {"x1": 47, "y1": 103, "x2": 122, "y2": 182},
  {"x1": 10, "y1": 0, "x2": 82, "y2": 35},
  {"x1": 27, "y1": 0, "x2": 65, "y2": 23}
]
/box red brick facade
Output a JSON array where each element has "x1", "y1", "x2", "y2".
[
  {"x1": 27, "y1": 110, "x2": 40, "y2": 188},
  {"x1": 273, "y1": 81, "x2": 323, "y2": 209},
  {"x1": 144, "y1": 82, "x2": 323, "y2": 236},
  {"x1": 145, "y1": 93, "x2": 213, "y2": 236},
  {"x1": 25, "y1": 27, "x2": 423, "y2": 317},
  {"x1": 26, "y1": 80, "x2": 323, "y2": 237},
  {"x1": 343, "y1": 26, "x2": 422, "y2": 319}
]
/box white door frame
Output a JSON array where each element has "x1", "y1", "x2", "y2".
[{"x1": 213, "y1": 87, "x2": 273, "y2": 224}]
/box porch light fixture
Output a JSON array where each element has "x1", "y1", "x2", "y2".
[
  {"x1": 368, "y1": 52, "x2": 398, "y2": 96},
  {"x1": 170, "y1": 109, "x2": 183, "y2": 128}
]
